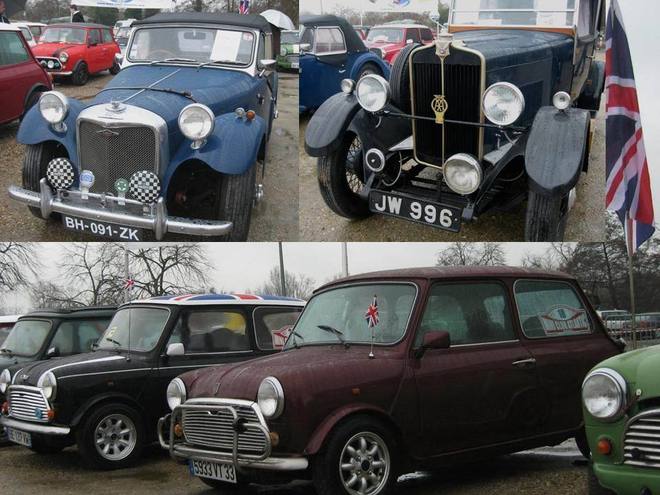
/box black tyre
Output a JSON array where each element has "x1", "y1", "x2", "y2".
[
  {"x1": 71, "y1": 62, "x2": 89, "y2": 86},
  {"x1": 198, "y1": 477, "x2": 251, "y2": 492},
  {"x1": 29, "y1": 435, "x2": 66, "y2": 454},
  {"x1": 575, "y1": 428, "x2": 591, "y2": 460},
  {"x1": 21, "y1": 91, "x2": 42, "y2": 121},
  {"x1": 356, "y1": 62, "x2": 380, "y2": 80},
  {"x1": 76, "y1": 403, "x2": 144, "y2": 470},
  {"x1": 588, "y1": 464, "x2": 616, "y2": 495},
  {"x1": 214, "y1": 165, "x2": 256, "y2": 242},
  {"x1": 313, "y1": 415, "x2": 399, "y2": 495},
  {"x1": 22, "y1": 142, "x2": 66, "y2": 219},
  {"x1": 109, "y1": 61, "x2": 121, "y2": 75},
  {"x1": 390, "y1": 42, "x2": 420, "y2": 114},
  {"x1": 524, "y1": 190, "x2": 569, "y2": 241},
  {"x1": 317, "y1": 132, "x2": 371, "y2": 219}
]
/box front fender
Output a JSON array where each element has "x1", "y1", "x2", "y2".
[
  {"x1": 16, "y1": 98, "x2": 87, "y2": 166},
  {"x1": 525, "y1": 106, "x2": 590, "y2": 196},
  {"x1": 348, "y1": 53, "x2": 391, "y2": 80},
  {"x1": 304, "y1": 92, "x2": 362, "y2": 156},
  {"x1": 164, "y1": 113, "x2": 266, "y2": 190}
]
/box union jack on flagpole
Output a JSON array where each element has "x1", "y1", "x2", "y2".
[
  {"x1": 365, "y1": 295, "x2": 379, "y2": 358},
  {"x1": 124, "y1": 278, "x2": 135, "y2": 290},
  {"x1": 239, "y1": 0, "x2": 250, "y2": 14},
  {"x1": 605, "y1": 0, "x2": 655, "y2": 255}
]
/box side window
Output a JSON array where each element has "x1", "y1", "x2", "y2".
[
  {"x1": 300, "y1": 27, "x2": 314, "y2": 47},
  {"x1": 102, "y1": 29, "x2": 114, "y2": 44},
  {"x1": 253, "y1": 307, "x2": 302, "y2": 350},
  {"x1": 420, "y1": 28, "x2": 434, "y2": 42},
  {"x1": 50, "y1": 318, "x2": 110, "y2": 355},
  {"x1": 417, "y1": 283, "x2": 515, "y2": 346},
  {"x1": 88, "y1": 29, "x2": 100, "y2": 45},
  {"x1": 315, "y1": 27, "x2": 346, "y2": 55},
  {"x1": 514, "y1": 280, "x2": 593, "y2": 338},
  {"x1": 258, "y1": 33, "x2": 266, "y2": 63},
  {"x1": 0, "y1": 32, "x2": 30, "y2": 66},
  {"x1": 168, "y1": 310, "x2": 249, "y2": 353},
  {"x1": 407, "y1": 29, "x2": 421, "y2": 43}
]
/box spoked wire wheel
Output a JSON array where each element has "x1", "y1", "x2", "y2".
[
  {"x1": 345, "y1": 135, "x2": 365, "y2": 195},
  {"x1": 338, "y1": 431, "x2": 391, "y2": 495},
  {"x1": 94, "y1": 413, "x2": 138, "y2": 461}
]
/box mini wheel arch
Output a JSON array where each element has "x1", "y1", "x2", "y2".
[{"x1": 71, "y1": 394, "x2": 148, "y2": 433}]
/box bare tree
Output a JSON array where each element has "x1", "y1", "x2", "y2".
[
  {"x1": 436, "y1": 242, "x2": 506, "y2": 266},
  {"x1": 0, "y1": 243, "x2": 38, "y2": 294},
  {"x1": 258, "y1": 266, "x2": 315, "y2": 300},
  {"x1": 30, "y1": 280, "x2": 86, "y2": 310}
]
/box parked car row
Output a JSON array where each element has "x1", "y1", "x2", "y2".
[{"x1": 597, "y1": 310, "x2": 660, "y2": 341}]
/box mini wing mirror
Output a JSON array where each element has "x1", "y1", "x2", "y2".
[
  {"x1": 115, "y1": 52, "x2": 123, "y2": 65},
  {"x1": 415, "y1": 331, "x2": 450, "y2": 358},
  {"x1": 258, "y1": 58, "x2": 277, "y2": 77},
  {"x1": 299, "y1": 43, "x2": 311, "y2": 53},
  {"x1": 46, "y1": 346, "x2": 60, "y2": 358},
  {"x1": 166, "y1": 343, "x2": 185, "y2": 357}
]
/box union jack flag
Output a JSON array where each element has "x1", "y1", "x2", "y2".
[
  {"x1": 606, "y1": 0, "x2": 655, "y2": 253},
  {"x1": 239, "y1": 0, "x2": 249, "y2": 14},
  {"x1": 365, "y1": 296, "x2": 379, "y2": 328},
  {"x1": 124, "y1": 278, "x2": 135, "y2": 290}
]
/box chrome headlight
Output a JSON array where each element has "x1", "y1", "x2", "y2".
[
  {"x1": 0, "y1": 369, "x2": 11, "y2": 394},
  {"x1": 37, "y1": 371, "x2": 57, "y2": 400},
  {"x1": 257, "y1": 376, "x2": 284, "y2": 419},
  {"x1": 178, "y1": 103, "x2": 214, "y2": 142},
  {"x1": 166, "y1": 377, "x2": 186, "y2": 411},
  {"x1": 482, "y1": 82, "x2": 525, "y2": 126},
  {"x1": 39, "y1": 91, "x2": 69, "y2": 125},
  {"x1": 582, "y1": 368, "x2": 627, "y2": 421},
  {"x1": 59, "y1": 51, "x2": 69, "y2": 63},
  {"x1": 443, "y1": 153, "x2": 482, "y2": 195},
  {"x1": 355, "y1": 74, "x2": 390, "y2": 113}
]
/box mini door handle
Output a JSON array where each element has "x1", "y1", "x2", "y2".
[{"x1": 512, "y1": 358, "x2": 536, "y2": 368}]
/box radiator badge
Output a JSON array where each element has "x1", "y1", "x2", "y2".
[
  {"x1": 435, "y1": 33, "x2": 453, "y2": 60},
  {"x1": 431, "y1": 95, "x2": 448, "y2": 124}
]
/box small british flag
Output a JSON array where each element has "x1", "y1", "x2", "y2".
[
  {"x1": 239, "y1": 0, "x2": 250, "y2": 15},
  {"x1": 365, "y1": 296, "x2": 379, "y2": 328},
  {"x1": 124, "y1": 278, "x2": 135, "y2": 290}
]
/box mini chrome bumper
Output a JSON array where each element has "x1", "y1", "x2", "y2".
[
  {"x1": 0, "y1": 416, "x2": 71, "y2": 435},
  {"x1": 157, "y1": 400, "x2": 308, "y2": 472},
  {"x1": 8, "y1": 179, "x2": 233, "y2": 240}
]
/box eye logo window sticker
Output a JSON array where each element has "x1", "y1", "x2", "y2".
[{"x1": 539, "y1": 305, "x2": 590, "y2": 335}]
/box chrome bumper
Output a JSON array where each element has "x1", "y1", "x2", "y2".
[
  {"x1": 0, "y1": 416, "x2": 71, "y2": 436},
  {"x1": 8, "y1": 179, "x2": 233, "y2": 240},
  {"x1": 157, "y1": 401, "x2": 308, "y2": 472}
]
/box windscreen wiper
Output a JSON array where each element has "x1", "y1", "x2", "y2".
[
  {"x1": 105, "y1": 337, "x2": 122, "y2": 347},
  {"x1": 317, "y1": 325, "x2": 349, "y2": 348},
  {"x1": 149, "y1": 57, "x2": 198, "y2": 65}
]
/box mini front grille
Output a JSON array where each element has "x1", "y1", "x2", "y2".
[
  {"x1": 182, "y1": 405, "x2": 268, "y2": 455},
  {"x1": 7, "y1": 386, "x2": 50, "y2": 423},
  {"x1": 623, "y1": 409, "x2": 660, "y2": 468},
  {"x1": 77, "y1": 120, "x2": 158, "y2": 194}
]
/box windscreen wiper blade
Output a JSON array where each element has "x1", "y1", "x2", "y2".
[
  {"x1": 317, "y1": 325, "x2": 349, "y2": 348},
  {"x1": 149, "y1": 57, "x2": 198, "y2": 65}
]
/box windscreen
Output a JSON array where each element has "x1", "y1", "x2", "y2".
[
  {"x1": 451, "y1": 0, "x2": 576, "y2": 27},
  {"x1": 98, "y1": 307, "x2": 170, "y2": 352},
  {"x1": 40, "y1": 27, "x2": 87, "y2": 44}
]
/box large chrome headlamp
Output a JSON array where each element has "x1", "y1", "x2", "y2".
[
  {"x1": 257, "y1": 376, "x2": 284, "y2": 419},
  {"x1": 37, "y1": 371, "x2": 57, "y2": 401},
  {"x1": 482, "y1": 82, "x2": 525, "y2": 126},
  {"x1": 178, "y1": 103, "x2": 215, "y2": 143},
  {"x1": 355, "y1": 74, "x2": 390, "y2": 113},
  {"x1": 582, "y1": 368, "x2": 627, "y2": 421},
  {"x1": 166, "y1": 377, "x2": 187, "y2": 411},
  {"x1": 39, "y1": 91, "x2": 69, "y2": 125},
  {"x1": 0, "y1": 369, "x2": 11, "y2": 394},
  {"x1": 443, "y1": 153, "x2": 482, "y2": 195}
]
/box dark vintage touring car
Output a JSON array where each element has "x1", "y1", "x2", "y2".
[{"x1": 305, "y1": 0, "x2": 606, "y2": 241}]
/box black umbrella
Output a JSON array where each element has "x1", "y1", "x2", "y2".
[{"x1": 3, "y1": 0, "x2": 27, "y2": 18}]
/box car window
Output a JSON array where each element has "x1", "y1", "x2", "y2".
[
  {"x1": 49, "y1": 318, "x2": 111, "y2": 356},
  {"x1": 40, "y1": 27, "x2": 87, "y2": 44},
  {"x1": 420, "y1": 28, "x2": 434, "y2": 41},
  {"x1": 577, "y1": 0, "x2": 598, "y2": 37},
  {"x1": 0, "y1": 319, "x2": 51, "y2": 357},
  {"x1": 258, "y1": 33, "x2": 266, "y2": 63},
  {"x1": 0, "y1": 32, "x2": 30, "y2": 66},
  {"x1": 102, "y1": 29, "x2": 114, "y2": 44},
  {"x1": 300, "y1": 26, "x2": 314, "y2": 47},
  {"x1": 88, "y1": 29, "x2": 100, "y2": 45},
  {"x1": 168, "y1": 310, "x2": 250, "y2": 353},
  {"x1": 367, "y1": 27, "x2": 404, "y2": 43},
  {"x1": 19, "y1": 27, "x2": 33, "y2": 42},
  {"x1": 253, "y1": 307, "x2": 303, "y2": 350},
  {"x1": 417, "y1": 283, "x2": 515, "y2": 346},
  {"x1": 407, "y1": 29, "x2": 421, "y2": 43},
  {"x1": 514, "y1": 280, "x2": 593, "y2": 338},
  {"x1": 315, "y1": 27, "x2": 346, "y2": 54},
  {"x1": 452, "y1": 0, "x2": 576, "y2": 27},
  {"x1": 98, "y1": 307, "x2": 169, "y2": 352}
]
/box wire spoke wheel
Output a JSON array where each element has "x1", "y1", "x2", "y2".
[
  {"x1": 345, "y1": 136, "x2": 364, "y2": 195},
  {"x1": 94, "y1": 413, "x2": 137, "y2": 461},
  {"x1": 338, "y1": 431, "x2": 390, "y2": 495}
]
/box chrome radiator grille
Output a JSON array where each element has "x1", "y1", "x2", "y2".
[
  {"x1": 182, "y1": 405, "x2": 269, "y2": 455},
  {"x1": 623, "y1": 409, "x2": 660, "y2": 468},
  {"x1": 7, "y1": 386, "x2": 50, "y2": 423},
  {"x1": 77, "y1": 120, "x2": 158, "y2": 194}
]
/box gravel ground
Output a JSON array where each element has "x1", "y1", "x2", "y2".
[
  {"x1": 0, "y1": 71, "x2": 299, "y2": 242},
  {"x1": 0, "y1": 440, "x2": 588, "y2": 494},
  {"x1": 298, "y1": 56, "x2": 606, "y2": 242}
]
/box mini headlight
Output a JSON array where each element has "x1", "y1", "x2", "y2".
[
  {"x1": 443, "y1": 153, "x2": 482, "y2": 195},
  {"x1": 482, "y1": 82, "x2": 525, "y2": 126},
  {"x1": 37, "y1": 371, "x2": 57, "y2": 400},
  {"x1": 178, "y1": 103, "x2": 214, "y2": 142},
  {"x1": 355, "y1": 74, "x2": 390, "y2": 113},
  {"x1": 582, "y1": 368, "x2": 627, "y2": 421},
  {"x1": 166, "y1": 378, "x2": 186, "y2": 411},
  {"x1": 0, "y1": 369, "x2": 11, "y2": 394},
  {"x1": 39, "y1": 91, "x2": 69, "y2": 125},
  {"x1": 257, "y1": 376, "x2": 284, "y2": 419},
  {"x1": 59, "y1": 51, "x2": 69, "y2": 63}
]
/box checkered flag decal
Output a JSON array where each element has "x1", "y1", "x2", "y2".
[
  {"x1": 129, "y1": 171, "x2": 161, "y2": 204},
  {"x1": 46, "y1": 158, "x2": 75, "y2": 190}
]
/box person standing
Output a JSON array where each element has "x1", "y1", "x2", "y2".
[
  {"x1": 70, "y1": 4, "x2": 84, "y2": 22},
  {"x1": 0, "y1": 0, "x2": 10, "y2": 24}
]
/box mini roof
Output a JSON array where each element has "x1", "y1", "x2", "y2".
[
  {"x1": 46, "y1": 23, "x2": 109, "y2": 29},
  {"x1": 0, "y1": 315, "x2": 21, "y2": 323},
  {"x1": 0, "y1": 23, "x2": 20, "y2": 32},
  {"x1": 134, "y1": 12, "x2": 272, "y2": 32},
  {"x1": 371, "y1": 23, "x2": 429, "y2": 29},
  {"x1": 300, "y1": 14, "x2": 366, "y2": 53},
  {"x1": 128, "y1": 293, "x2": 306, "y2": 307},
  {"x1": 20, "y1": 306, "x2": 117, "y2": 318}
]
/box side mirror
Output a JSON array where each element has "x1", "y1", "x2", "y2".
[
  {"x1": 406, "y1": 39, "x2": 414, "y2": 44},
  {"x1": 415, "y1": 331, "x2": 450, "y2": 358},
  {"x1": 258, "y1": 58, "x2": 277, "y2": 77},
  {"x1": 299, "y1": 43, "x2": 311, "y2": 53},
  {"x1": 115, "y1": 52, "x2": 123, "y2": 65},
  {"x1": 166, "y1": 343, "x2": 185, "y2": 357},
  {"x1": 46, "y1": 346, "x2": 60, "y2": 358}
]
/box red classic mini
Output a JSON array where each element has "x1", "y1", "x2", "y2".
[{"x1": 159, "y1": 267, "x2": 621, "y2": 494}]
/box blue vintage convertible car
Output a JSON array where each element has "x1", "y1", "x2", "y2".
[
  {"x1": 299, "y1": 15, "x2": 390, "y2": 113},
  {"x1": 8, "y1": 12, "x2": 283, "y2": 241}
]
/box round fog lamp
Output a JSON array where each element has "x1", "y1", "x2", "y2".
[
  {"x1": 129, "y1": 170, "x2": 161, "y2": 205},
  {"x1": 46, "y1": 158, "x2": 75, "y2": 190},
  {"x1": 355, "y1": 74, "x2": 390, "y2": 113},
  {"x1": 341, "y1": 78, "x2": 355, "y2": 94},
  {"x1": 443, "y1": 153, "x2": 482, "y2": 195},
  {"x1": 482, "y1": 82, "x2": 525, "y2": 126},
  {"x1": 553, "y1": 91, "x2": 571, "y2": 111},
  {"x1": 365, "y1": 148, "x2": 385, "y2": 172}
]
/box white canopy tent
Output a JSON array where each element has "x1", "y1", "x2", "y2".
[{"x1": 72, "y1": 0, "x2": 174, "y2": 9}]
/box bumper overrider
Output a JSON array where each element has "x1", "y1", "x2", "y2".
[{"x1": 157, "y1": 398, "x2": 308, "y2": 472}]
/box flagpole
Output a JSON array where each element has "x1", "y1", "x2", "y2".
[
  {"x1": 124, "y1": 244, "x2": 130, "y2": 304},
  {"x1": 626, "y1": 218, "x2": 637, "y2": 350}
]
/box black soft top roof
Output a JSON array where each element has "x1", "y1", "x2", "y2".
[
  {"x1": 300, "y1": 14, "x2": 366, "y2": 53},
  {"x1": 20, "y1": 306, "x2": 117, "y2": 319},
  {"x1": 134, "y1": 12, "x2": 273, "y2": 33}
]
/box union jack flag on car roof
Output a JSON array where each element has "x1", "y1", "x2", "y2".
[
  {"x1": 129, "y1": 293, "x2": 305, "y2": 306},
  {"x1": 605, "y1": 0, "x2": 656, "y2": 253}
]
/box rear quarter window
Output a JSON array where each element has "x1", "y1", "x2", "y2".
[{"x1": 0, "y1": 32, "x2": 30, "y2": 66}]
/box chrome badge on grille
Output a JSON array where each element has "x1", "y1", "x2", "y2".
[
  {"x1": 431, "y1": 95, "x2": 448, "y2": 124},
  {"x1": 435, "y1": 33, "x2": 454, "y2": 60}
]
